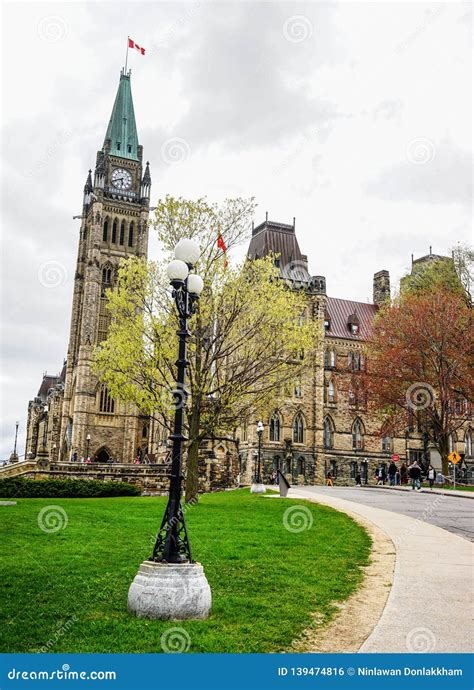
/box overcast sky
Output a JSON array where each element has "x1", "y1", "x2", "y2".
[{"x1": 1, "y1": 1, "x2": 472, "y2": 459}]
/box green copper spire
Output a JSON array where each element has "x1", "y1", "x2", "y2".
[{"x1": 104, "y1": 70, "x2": 139, "y2": 160}]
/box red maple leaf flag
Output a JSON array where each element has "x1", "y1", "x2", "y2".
[
  {"x1": 128, "y1": 37, "x2": 145, "y2": 55},
  {"x1": 217, "y1": 232, "x2": 228, "y2": 269}
]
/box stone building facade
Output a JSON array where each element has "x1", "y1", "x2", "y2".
[
  {"x1": 237, "y1": 219, "x2": 473, "y2": 485},
  {"x1": 26, "y1": 70, "x2": 152, "y2": 464}
]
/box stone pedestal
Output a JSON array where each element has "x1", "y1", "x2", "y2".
[
  {"x1": 250, "y1": 483, "x2": 266, "y2": 494},
  {"x1": 128, "y1": 561, "x2": 211, "y2": 620}
]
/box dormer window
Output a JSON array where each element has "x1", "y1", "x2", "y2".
[
  {"x1": 116, "y1": 142, "x2": 121, "y2": 150},
  {"x1": 348, "y1": 314, "x2": 360, "y2": 335},
  {"x1": 128, "y1": 145, "x2": 132, "y2": 153}
]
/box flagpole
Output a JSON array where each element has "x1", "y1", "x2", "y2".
[{"x1": 124, "y1": 36, "x2": 129, "y2": 74}]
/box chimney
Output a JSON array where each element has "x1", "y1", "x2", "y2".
[{"x1": 373, "y1": 270, "x2": 390, "y2": 306}]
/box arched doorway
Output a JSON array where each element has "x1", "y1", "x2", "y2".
[{"x1": 96, "y1": 447, "x2": 110, "y2": 463}]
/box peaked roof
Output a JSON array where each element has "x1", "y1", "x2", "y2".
[
  {"x1": 325, "y1": 297, "x2": 377, "y2": 341},
  {"x1": 104, "y1": 70, "x2": 139, "y2": 160},
  {"x1": 247, "y1": 219, "x2": 312, "y2": 283}
]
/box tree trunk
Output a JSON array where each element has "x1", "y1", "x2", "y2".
[
  {"x1": 185, "y1": 404, "x2": 201, "y2": 503},
  {"x1": 437, "y1": 434, "x2": 450, "y2": 476}
]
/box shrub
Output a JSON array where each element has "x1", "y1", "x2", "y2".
[{"x1": 0, "y1": 477, "x2": 141, "y2": 498}]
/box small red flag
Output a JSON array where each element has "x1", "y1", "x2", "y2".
[
  {"x1": 217, "y1": 232, "x2": 228, "y2": 269},
  {"x1": 129, "y1": 37, "x2": 145, "y2": 55}
]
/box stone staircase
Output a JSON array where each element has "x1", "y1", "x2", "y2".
[{"x1": 0, "y1": 460, "x2": 37, "y2": 479}]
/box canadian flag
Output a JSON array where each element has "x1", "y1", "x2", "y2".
[
  {"x1": 128, "y1": 37, "x2": 145, "y2": 55},
  {"x1": 217, "y1": 232, "x2": 228, "y2": 269}
]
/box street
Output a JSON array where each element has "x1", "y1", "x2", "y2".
[{"x1": 297, "y1": 486, "x2": 474, "y2": 541}]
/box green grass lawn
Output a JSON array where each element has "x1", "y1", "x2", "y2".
[
  {"x1": 0, "y1": 489, "x2": 370, "y2": 653},
  {"x1": 428, "y1": 483, "x2": 474, "y2": 492}
]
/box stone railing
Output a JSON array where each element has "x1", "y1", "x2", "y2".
[
  {"x1": 27, "y1": 462, "x2": 171, "y2": 494},
  {"x1": 0, "y1": 460, "x2": 37, "y2": 479}
]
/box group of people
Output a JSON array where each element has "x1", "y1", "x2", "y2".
[
  {"x1": 374, "y1": 460, "x2": 438, "y2": 491},
  {"x1": 325, "y1": 460, "x2": 439, "y2": 490}
]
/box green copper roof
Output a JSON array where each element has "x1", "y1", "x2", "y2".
[{"x1": 104, "y1": 71, "x2": 139, "y2": 160}]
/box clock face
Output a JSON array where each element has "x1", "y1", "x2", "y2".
[{"x1": 111, "y1": 168, "x2": 132, "y2": 190}]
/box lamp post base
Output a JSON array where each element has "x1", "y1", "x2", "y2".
[
  {"x1": 128, "y1": 561, "x2": 211, "y2": 620},
  {"x1": 250, "y1": 483, "x2": 266, "y2": 494}
]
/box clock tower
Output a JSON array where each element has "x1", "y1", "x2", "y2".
[{"x1": 59, "y1": 69, "x2": 151, "y2": 463}]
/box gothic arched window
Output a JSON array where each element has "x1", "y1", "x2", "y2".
[
  {"x1": 297, "y1": 457, "x2": 305, "y2": 475},
  {"x1": 465, "y1": 429, "x2": 473, "y2": 457},
  {"x1": 293, "y1": 413, "x2": 304, "y2": 444},
  {"x1": 99, "y1": 385, "x2": 115, "y2": 414},
  {"x1": 102, "y1": 219, "x2": 109, "y2": 242},
  {"x1": 112, "y1": 219, "x2": 118, "y2": 243},
  {"x1": 269, "y1": 412, "x2": 281, "y2": 442},
  {"x1": 128, "y1": 222, "x2": 134, "y2": 248},
  {"x1": 323, "y1": 416, "x2": 334, "y2": 449},
  {"x1": 352, "y1": 418, "x2": 364, "y2": 450},
  {"x1": 448, "y1": 433, "x2": 456, "y2": 454},
  {"x1": 119, "y1": 221, "x2": 125, "y2": 245},
  {"x1": 327, "y1": 380, "x2": 335, "y2": 403}
]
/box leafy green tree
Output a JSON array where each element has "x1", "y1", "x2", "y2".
[
  {"x1": 94, "y1": 197, "x2": 320, "y2": 500},
  {"x1": 401, "y1": 244, "x2": 472, "y2": 304}
]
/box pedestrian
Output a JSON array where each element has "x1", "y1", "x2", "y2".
[
  {"x1": 400, "y1": 463, "x2": 408, "y2": 485},
  {"x1": 326, "y1": 471, "x2": 334, "y2": 487},
  {"x1": 355, "y1": 472, "x2": 361, "y2": 486},
  {"x1": 395, "y1": 469, "x2": 401, "y2": 485},
  {"x1": 388, "y1": 461, "x2": 397, "y2": 486},
  {"x1": 376, "y1": 466, "x2": 385, "y2": 485},
  {"x1": 427, "y1": 464, "x2": 436, "y2": 489},
  {"x1": 408, "y1": 460, "x2": 422, "y2": 491}
]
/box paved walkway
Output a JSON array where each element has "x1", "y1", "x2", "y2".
[{"x1": 288, "y1": 486, "x2": 474, "y2": 653}]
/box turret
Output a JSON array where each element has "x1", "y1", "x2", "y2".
[
  {"x1": 140, "y1": 161, "x2": 151, "y2": 201},
  {"x1": 83, "y1": 169, "x2": 93, "y2": 207}
]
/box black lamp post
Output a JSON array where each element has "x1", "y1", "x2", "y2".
[
  {"x1": 250, "y1": 421, "x2": 266, "y2": 494},
  {"x1": 152, "y1": 238, "x2": 204, "y2": 564},
  {"x1": 10, "y1": 421, "x2": 19, "y2": 462}
]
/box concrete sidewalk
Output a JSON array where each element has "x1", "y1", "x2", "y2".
[{"x1": 289, "y1": 487, "x2": 474, "y2": 653}]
